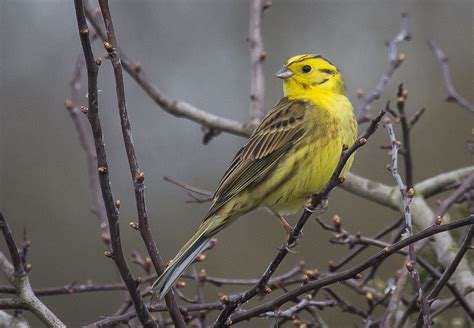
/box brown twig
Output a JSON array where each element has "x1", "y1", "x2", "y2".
[
  {"x1": 85, "y1": 302, "x2": 224, "y2": 328},
  {"x1": 395, "y1": 84, "x2": 413, "y2": 188},
  {"x1": 212, "y1": 110, "x2": 385, "y2": 327},
  {"x1": 73, "y1": 1, "x2": 156, "y2": 327},
  {"x1": 384, "y1": 117, "x2": 431, "y2": 327},
  {"x1": 83, "y1": 3, "x2": 252, "y2": 140},
  {"x1": 226, "y1": 215, "x2": 474, "y2": 326},
  {"x1": 97, "y1": 1, "x2": 185, "y2": 326},
  {"x1": 415, "y1": 224, "x2": 474, "y2": 326},
  {"x1": 66, "y1": 55, "x2": 111, "y2": 248},
  {"x1": 434, "y1": 171, "x2": 474, "y2": 220},
  {"x1": 356, "y1": 13, "x2": 410, "y2": 123},
  {"x1": 427, "y1": 40, "x2": 474, "y2": 112}
]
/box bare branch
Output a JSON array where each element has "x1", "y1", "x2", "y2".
[
  {"x1": 65, "y1": 55, "x2": 111, "y2": 248},
  {"x1": 73, "y1": 1, "x2": 155, "y2": 326},
  {"x1": 227, "y1": 215, "x2": 474, "y2": 325},
  {"x1": 0, "y1": 214, "x2": 65, "y2": 327},
  {"x1": 417, "y1": 225, "x2": 474, "y2": 325},
  {"x1": 427, "y1": 40, "x2": 474, "y2": 112},
  {"x1": 356, "y1": 13, "x2": 410, "y2": 122},
  {"x1": 383, "y1": 117, "x2": 431, "y2": 327},
  {"x1": 83, "y1": 3, "x2": 252, "y2": 139},
  {"x1": 96, "y1": 1, "x2": 185, "y2": 326}
]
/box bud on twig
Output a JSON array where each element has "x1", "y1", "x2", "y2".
[
  {"x1": 104, "y1": 251, "x2": 113, "y2": 258},
  {"x1": 64, "y1": 99, "x2": 73, "y2": 110},
  {"x1": 129, "y1": 222, "x2": 139, "y2": 230}
]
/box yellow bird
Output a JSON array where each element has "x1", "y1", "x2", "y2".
[{"x1": 153, "y1": 54, "x2": 357, "y2": 298}]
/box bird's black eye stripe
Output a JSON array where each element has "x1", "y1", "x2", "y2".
[
  {"x1": 319, "y1": 68, "x2": 336, "y2": 75},
  {"x1": 302, "y1": 65, "x2": 312, "y2": 73}
]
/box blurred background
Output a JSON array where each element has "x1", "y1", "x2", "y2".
[{"x1": 1, "y1": 0, "x2": 472, "y2": 326}]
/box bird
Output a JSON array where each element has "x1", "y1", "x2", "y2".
[{"x1": 152, "y1": 54, "x2": 358, "y2": 298}]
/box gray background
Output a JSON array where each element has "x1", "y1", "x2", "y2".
[{"x1": 1, "y1": 0, "x2": 473, "y2": 326}]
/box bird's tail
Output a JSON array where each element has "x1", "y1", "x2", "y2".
[{"x1": 151, "y1": 215, "x2": 228, "y2": 299}]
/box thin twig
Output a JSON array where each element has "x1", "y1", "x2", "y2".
[
  {"x1": 415, "y1": 225, "x2": 474, "y2": 326},
  {"x1": 84, "y1": 3, "x2": 252, "y2": 139},
  {"x1": 0, "y1": 213, "x2": 65, "y2": 327},
  {"x1": 66, "y1": 55, "x2": 111, "y2": 248},
  {"x1": 383, "y1": 118, "x2": 431, "y2": 327},
  {"x1": 97, "y1": 1, "x2": 185, "y2": 326},
  {"x1": 427, "y1": 40, "x2": 474, "y2": 112},
  {"x1": 356, "y1": 13, "x2": 410, "y2": 122},
  {"x1": 226, "y1": 215, "x2": 474, "y2": 325},
  {"x1": 73, "y1": 1, "x2": 156, "y2": 327}
]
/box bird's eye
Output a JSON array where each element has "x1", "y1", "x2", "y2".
[{"x1": 302, "y1": 65, "x2": 312, "y2": 73}]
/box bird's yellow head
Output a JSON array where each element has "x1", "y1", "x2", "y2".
[{"x1": 275, "y1": 54, "x2": 346, "y2": 98}]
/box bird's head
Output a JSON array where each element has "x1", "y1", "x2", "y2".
[{"x1": 275, "y1": 54, "x2": 346, "y2": 97}]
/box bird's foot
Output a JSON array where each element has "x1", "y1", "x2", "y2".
[{"x1": 305, "y1": 197, "x2": 329, "y2": 214}]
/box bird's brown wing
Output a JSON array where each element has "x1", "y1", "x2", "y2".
[{"x1": 205, "y1": 98, "x2": 309, "y2": 219}]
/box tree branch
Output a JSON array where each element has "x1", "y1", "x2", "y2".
[
  {"x1": 227, "y1": 215, "x2": 474, "y2": 325},
  {"x1": 83, "y1": 3, "x2": 252, "y2": 139},
  {"x1": 356, "y1": 13, "x2": 410, "y2": 122},
  {"x1": 427, "y1": 40, "x2": 474, "y2": 112},
  {"x1": 0, "y1": 213, "x2": 65, "y2": 327},
  {"x1": 73, "y1": 1, "x2": 156, "y2": 327},
  {"x1": 96, "y1": 1, "x2": 185, "y2": 326}
]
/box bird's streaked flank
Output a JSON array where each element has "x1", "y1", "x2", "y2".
[{"x1": 152, "y1": 54, "x2": 358, "y2": 298}]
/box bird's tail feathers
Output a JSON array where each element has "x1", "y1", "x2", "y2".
[{"x1": 151, "y1": 218, "x2": 223, "y2": 299}]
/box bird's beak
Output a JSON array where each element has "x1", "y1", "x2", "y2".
[{"x1": 274, "y1": 66, "x2": 294, "y2": 79}]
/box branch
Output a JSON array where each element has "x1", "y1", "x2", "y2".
[
  {"x1": 384, "y1": 117, "x2": 431, "y2": 327},
  {"x1": 417, "y1": 224, "x2": 474, "y2": 325},
  {"x1": 434, "y1": 171, "x2": 474, "y2": 219},
  {"x1": 85, "y1": 302, "x2": 223, "y2": 328},
  {"x1": 73, "y1": 1, "x2": 155, "y2": 327},
  {"x1": 0, "y1": 213, "x2": 65, "y2": 327},
  {"x1": 356, "y1": 13, "x2": 410, "y2": 122},
  {"x1": 65, "y1": 55, "x2": 111, "y2": 248},
  {"x1": 248, "y1": 0, "x2": 269, "y2": 121},
  {"x1": 227, "y1": 215, "x2": 474, "y2": 325},
  {"x1": 427, "y1": 40, "x2": 474, "y2": 112},
  {"x1": 83, "y1": 3, "x2": 252, "y2": 139},
  {"x1": 212, "y1": 110, "x2": 386, "y2": 327},
  {"x1": 415, "y1": 166, "x2": 474, "y2": 199},
  {"x1": 97, "y1": 1, "x2": 185, "y2": 326}
]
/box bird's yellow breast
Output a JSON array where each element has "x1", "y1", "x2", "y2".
[{"x1": 261, "y1": 92, "x2": 356, "y2": 215}]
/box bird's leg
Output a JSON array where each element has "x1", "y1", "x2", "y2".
[{"x1": 268, "y1": 209, "x2": 293, "y2": 236}]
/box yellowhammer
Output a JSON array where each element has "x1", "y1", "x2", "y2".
[{"x1": 153, "y1": 54, "x2": 358, "y2": 298}]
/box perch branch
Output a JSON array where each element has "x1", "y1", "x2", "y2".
[
  {"x1": 212, "y1": 110, "x2": 385, "y2": 327},
  {"x1": 226, "y1": 215, "x2": 474, "y2": 326}
]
